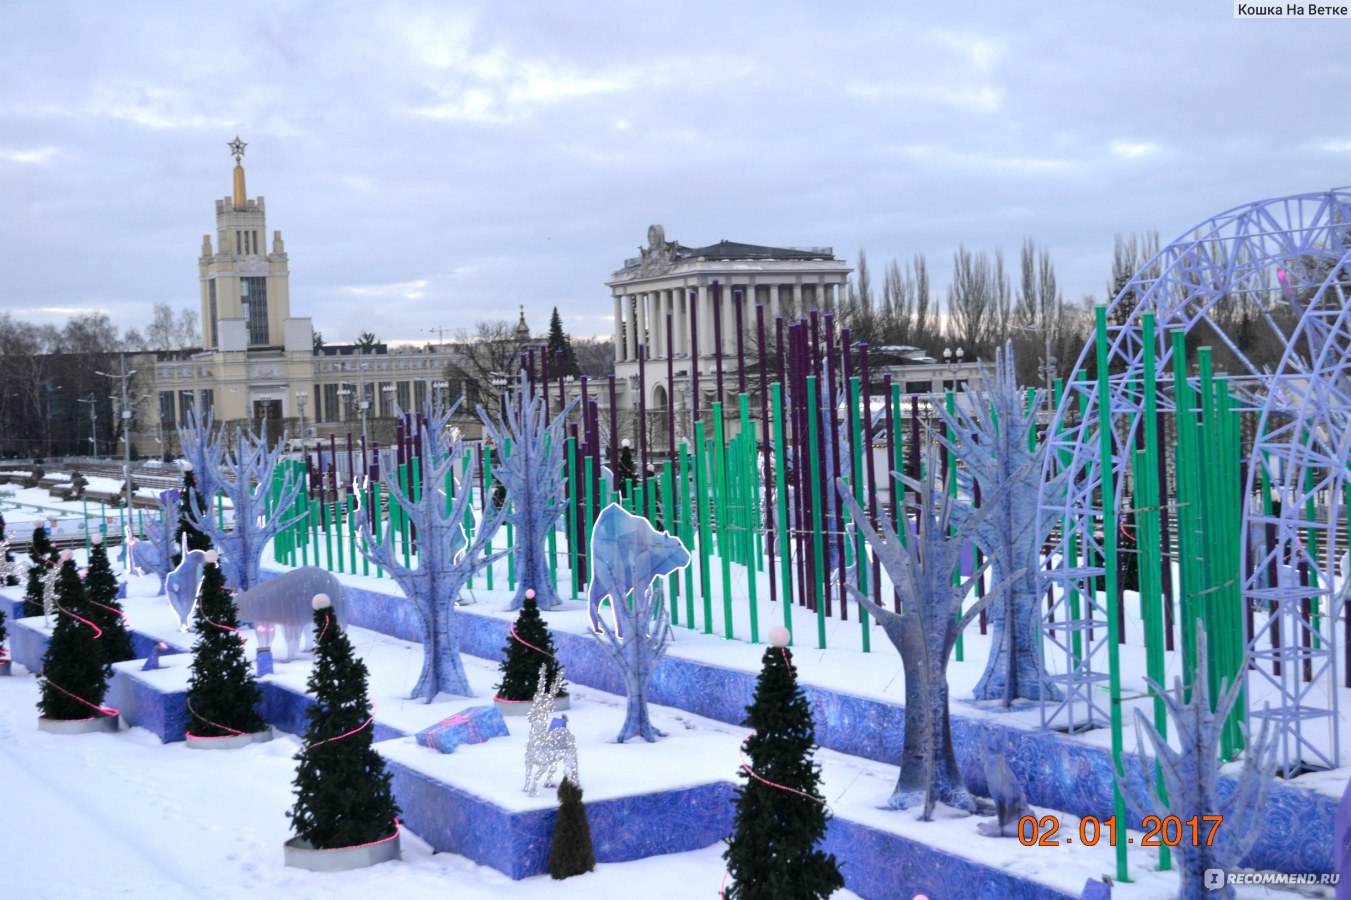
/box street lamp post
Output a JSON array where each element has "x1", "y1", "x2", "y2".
[
  {"x1": 431, "y1": 380, "x2": 448, "y2": 410},
  {"x1": 382, "y1": 383, "x2": 396, "y2": 417},
  {"x1": 1011, "y1": 323, "x2": 1057, "y2": 418},
  {"x1": 942, "y1": 346, "x2": 965, "y2": 396},
  {"x1": 96, "y1": 357, "x2": 138, "y2": 515},
  {"x1": 76, "y1": 395, "x2": 98, "y2": 458}
]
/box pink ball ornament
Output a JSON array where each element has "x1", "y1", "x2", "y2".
[
  {"x1": 203, "y1": 550, "x2": 219, "y2": 565},
  {"x1": 312, "y1": 593, "x2": 331, "y2": 610},
  {"x1": 60, "y1": 549, "x2": 72, "y2": 562},
  {"x1": 768, "y1": 626, "x2": 791, "y2": 648},
  {"x1": 526, "y1": 589, "x2": 536, "y2": 599}
]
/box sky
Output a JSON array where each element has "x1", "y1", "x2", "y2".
[{"x1": 1, "y1": 1, "x2": 1348, "y2": 344}]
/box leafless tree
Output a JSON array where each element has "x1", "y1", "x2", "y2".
[
  {"x1": 442, "y1": 319, "x2": 528, "y2": 419},
  {"x1": 145, "y1": 303, "x2": 199, "y2": 351}
]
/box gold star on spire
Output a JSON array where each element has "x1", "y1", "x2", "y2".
[{"x1": 228, "y1": 136, "x2": 247, "y2": 163}]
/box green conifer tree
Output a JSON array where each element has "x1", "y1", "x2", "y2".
[
  {"x1": 24, "y1": 525, "x2": 58, "y2": 618},
  {"x1": 289, "y1": 599, "x2": 400, "y2": 849},
  {"x1": 495, "y1": 592, "x2": 565, "y2": 702},
  {"x1": 0, "y1": 512, "x2": 18, "y2": 586},
  {"x1": 723, "y1": 644, "x2": 843, "y2": 900},
  {"x1": 37, "y1": 557, "x2": 111, "y2": 720},
  {"x1": 174, "y1": 465, "x2": 212, "y2": 567},
  {"x1": 184, "y1": 559, "x2": 266, "y2": 737},
  {"x1": 549, "y1": 777, "x2": 595, "y2": 879},
  {"x1": 84, "y1": 537, "x2": 135, "y2": 665},
  {"x1": 546, "y1": 307, "x2": 581, "y2": 377},
  {"x1": 616, "y1": 441, "x2": 637, "y2": 498}
]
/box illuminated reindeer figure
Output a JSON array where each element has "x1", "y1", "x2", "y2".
[{"x1": 523, "y1": 664, "x2": 578, "y2": 797}]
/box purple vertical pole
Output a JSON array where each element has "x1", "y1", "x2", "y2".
[
  {"x1": 757, "y1": 303, "x2": 775, "y2": 606},
  {"x1": 711, "y1": 279, "x2": 726, "y2": 408},
  {"x1": 734, "y1": 289, "x2": 747, "y2": 396},
  {"x1": 910, "y1": 395, "x2": 921, "y2": 481},
  {"x1": 607, "y1": 375, "x2": 619, "y2": 471},
  {"x1": 666, "y1": 312, "x2": 675, "y2": 459},
  {"x1": 883, "y1": 372, "x2": 900, "y2": 612},
  {"x1": 689, "y1": 288, "x2": 701, "y2": 424},
  {"x1": 637, "y1": 342, "x2": 648, "y2": 486},
  {"x1": 556, "y1": 350, "x2": 566, "y2": 411},
  {"x1": 822, "y1": 314, "x2": 841, "y2": 619},
  {"x1": 330, "y1": 433, "x2": 340, "y2": 495},
  {"x1": 792, "y1": 322, "x2": 814, "y2": 612},
  {"x1": 540, "y1": 345, "x2": 550, "y2": 425}
]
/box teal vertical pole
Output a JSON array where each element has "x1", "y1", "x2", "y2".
[
  {"x1": 693, "y1": 422, "x2": 713, "y2": 633},
  {"x1": 739, "y1": 394, "x2": 759, "y2": 643},
  {"x1": 712, "y1": 404, "x2": 735, "y2": 639},
  {"x1": 848, "y1": 375, "x2": 870, "y2": 652},
  {"x1": 679, "y1": 442, "x2": 696, "y2": 628},
  {"x1": 566, "y1": 436, "x2": 579, "y2": 600}
]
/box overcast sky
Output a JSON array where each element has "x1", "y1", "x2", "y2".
[{"x1": 2, "y1": 2, "x2": 1347, "y2": 345}]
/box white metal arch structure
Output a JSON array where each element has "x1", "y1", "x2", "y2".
[{"x1": 1036, "y1": 190, "x2": 1351, "y2": 769}]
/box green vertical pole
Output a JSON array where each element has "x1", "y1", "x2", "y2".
[
  {"x1": 891, "y1": 383, "x2": 905, "y2": 543},
  {"x1": 566, "y1": 437, "x2": 579, "y2": 600},
  {"x1": 1095, "y1": 307, "x2": 1128, "y2": 884},
  {"x1": 1135, "y1": 313, "x2": 1170, "y2": 872},
  {"x1": 661, "y1": 459, "x2": 678, "y2": 625},
  {"x1": 946, "y1": 388, "x2": 963, "y2": 663},
  {"x1": 849, "y1": 375, "x2": 870, "y2": 653},
  {"x1": 807, "y1": 375, "x2": 828, "y2": 650},
  {"x1": 1170, "y1": 330, "x2": 1200, "y2": 688},
  {"x1": 772, "y1": 384, "x2": 794, "y2": 639},
  {"x1": 739, "y1": 394, "x2": 759, "y2": 644},
  {"x1": 712, "y1": 403, "x2": 735, "y2": 640},
  {"x1": 82, "y1": 497, "x2": 90, "y2": 554},
  {"x1": 693, "y1": 423, "x2": 713, "y2": 633},
  {"x1": 679, "y1": 442, "x2": 696, "y2": 628},
  {"x1": 324, "y1": 500, "x2": 335, "y2": 570}
]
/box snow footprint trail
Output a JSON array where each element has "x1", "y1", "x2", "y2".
[{"x1": 0, "y1": 679, "x2": 200, "y2": 897}]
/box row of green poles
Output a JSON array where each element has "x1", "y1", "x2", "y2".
[{"x1": 1170, "y1": 332, "x2": 1245, "y2": 759}]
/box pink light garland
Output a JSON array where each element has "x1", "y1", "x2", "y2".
[
  {"x1": 508, "y1": 622, "x2": 557, "y2": 660},
  {"x1": 308, "y1": 818, "x2": 402, "y2": 852},
  {"x1": 303, "y1": 704, "x2": 376, "y2": 753},
  {"x1": 185, "y1": 698, "x2": 246, "y2": 738},
  {"x1": 40, "y1": 676, "x2": 119, "y2": 719}
]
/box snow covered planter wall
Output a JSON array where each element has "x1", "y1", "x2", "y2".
[{"x1": 312, "y1": 576, "x2": 1339, "y2": 876}]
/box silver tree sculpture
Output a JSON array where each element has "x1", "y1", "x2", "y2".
[
  {"x1": 178, "y1": 410, "x2": 305, "y2": 592},
  {"x1": 358, "y1": 403, "x2": 510, "y2": 701},
  {"x1": 133, "y1": 488, "x2": 181, "y2": 596},
  {"x1": 478, "y1": 372, "x2": 577, "y2": 611},
  {"x1": 931, "y1": 343, "x2": 1064, "y2": 705},
  {"x1": 838, "y1": 447, "x2": 1014, "y2": 818},
  {"x1": 1119, "y1": 625, "x2": 1277, "y2": 900},
  {"x1": 587, "y1": 503, "x2": 690, "y2": 743}
]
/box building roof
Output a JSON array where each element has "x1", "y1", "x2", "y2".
[{"x1": 675, "y1": 240, "x2": 835, "y2": 262}]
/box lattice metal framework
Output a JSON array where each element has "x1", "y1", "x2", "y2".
[{"x1": 1036, "y1": 190, "x2": 1351, "y2": 774}]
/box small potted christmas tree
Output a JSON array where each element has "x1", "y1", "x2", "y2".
[
  {"x1": 37, "y1": 552, "x2": 118, "y2": 733},
  {"x1": 723, "y1": 626, "x2": 843, "y2": 899},
  {"x1": 549, "y1": 777, "x2": 595, "y2": 879},
  {"x1": 184, "y1": 551, "x2": 270, "y2": 747},
  {"x1": 84, "y1": 535, "x2": 135, "y2": 665},
  {"x1": 23, "y1": 524, "x2": 58, "y2": 618},
  {"x1": 286, "y1": 594, "x2": 401, "y2": 871},
  {"x1": 494, "y1": 589, "x2": 567, "y2": 715}
]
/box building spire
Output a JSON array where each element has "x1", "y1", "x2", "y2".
[
  {"x1": 515, "y1": 304, "x2": 530, "y2": 339},
  {"x1": 228, "y1": 136, "x2": 248, "y2": 207}
]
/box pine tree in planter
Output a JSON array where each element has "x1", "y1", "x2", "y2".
[
  {"x1": 723, "y1": 629, "x2": 843, "y2": 900},
  {"x1": 37, "y1": 555, "x2": 112, "y2": 721},
  {"x1": 0, "y1": 512, "x2": 19, "y2": 586},
  {"x1": 184, "y1": 554, "x2": 266, "y2": 739},
  {"x1": 84, "y1": 536, "x2": 135, "y2": 665},
  {"x1": 174, "y1": 464, "x2": 213, "y2": 567},
  {"x1": 549, "y1": 777, "x2": 595, "y2": 879},
  {"x1": 289, "y1": 595, "x2": 400, "y2": 852},
  {"x1": 616, "y1": 440, "x2": 637, "y2": 498},
  {"x1": 24, "y1": 525, "x2": 58, "y2": 618},
  {"x1": 495, "y1": 590, "x2": 566, "y2": 711}
]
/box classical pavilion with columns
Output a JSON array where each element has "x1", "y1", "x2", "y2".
[{"x1": 606, "y1": 225, "x2": 852, "y2": 448}]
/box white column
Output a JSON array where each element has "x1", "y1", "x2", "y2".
[
  {"x1": 793, "y1": 282, "x2": 803, "y2": 317},
  {"x1": 700, "y1": 285, "x2": 714, "y2": 356},
  {"x1": 613, "y1": 294, "x2": 623, "y2": 362},
  {"x1": 676, "y1": 288, "x2": 689, "y2": 356},
  {"x1": 770, "y1": 283, "x2": 781, "y2": 322},
  {"x1": 627, "y1": 294, "x2": 639, "y2": 361}
]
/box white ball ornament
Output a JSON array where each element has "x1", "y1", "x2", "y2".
[
  {"x1": 182, "y1": 461, "x2": 193, "y2": 471},
  {"x1": 312, "y1": 593, "x2": 332, "y2": 610},
  {"x1": 203, "y1": 550, "x2": 219, "y2": 565},
  {"x1": 768, "y1": 626, "x2": 791, "y2": 648},
  {"x1": 90, "y1": 533, "x2": 103, "y2": 545},
  {"x1": 621, "y1": 438, "x2": 631, "y2": 448}
]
